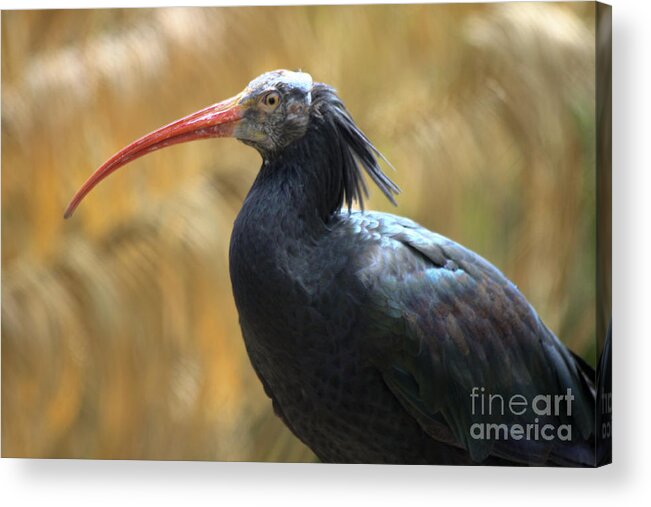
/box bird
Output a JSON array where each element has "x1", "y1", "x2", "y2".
[{"x1": 65, "y1": 69, "x2": 597, "y2": 466}]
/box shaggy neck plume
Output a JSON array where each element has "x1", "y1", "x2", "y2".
[{"x1": 251, "y1": 84, "x2": 400, "y2": 226}]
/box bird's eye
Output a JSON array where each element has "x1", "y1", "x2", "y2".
[{"x1": 261, "y1": 91, "x2": 281, "y2": 110}]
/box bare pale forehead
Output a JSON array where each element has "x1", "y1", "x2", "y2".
[{"x1": 246, "y1": 69, "x2": 313, "y2": 93}]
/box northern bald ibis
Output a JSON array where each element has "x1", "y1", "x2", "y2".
[{"x1": 65, "y1": 70, "x2": 597, "y2": 466}]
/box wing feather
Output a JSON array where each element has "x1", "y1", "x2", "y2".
[{"x1": 352, "y1": 212, "x2": 595, "y2": 466}]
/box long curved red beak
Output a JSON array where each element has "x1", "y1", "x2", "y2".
[{"x1": 64, "y1": 93, "x2": 244, "y2": 219}]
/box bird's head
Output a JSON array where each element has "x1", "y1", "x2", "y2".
[
  {"x1": 64, "y1": 69, "x2": 397, "y2": 219},
  {"x1": 234, "y1": 69, "x2": 313, "y2": 154}
]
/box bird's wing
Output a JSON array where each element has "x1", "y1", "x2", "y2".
[{"x1": 350, "y1": 212, "x2": 596, "y2": 466}]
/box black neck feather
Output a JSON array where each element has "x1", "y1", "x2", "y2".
[{"x1": 257, "y1": 84, "x2": 400, "y2": 223}]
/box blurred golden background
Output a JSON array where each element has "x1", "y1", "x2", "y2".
[{"x1": 2, "y1": 3, "x2": 597, "y2": 460}]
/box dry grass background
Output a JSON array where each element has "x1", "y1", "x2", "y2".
[{"x1": 2, "y1": 3, "x2": 597, "y2": 461}]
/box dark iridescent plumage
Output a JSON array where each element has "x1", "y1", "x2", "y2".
[{"x1": 229, "y1": 75, "x2": 596, "y2": 466}]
